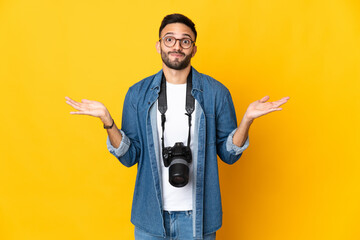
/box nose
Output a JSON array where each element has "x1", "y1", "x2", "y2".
[{"x1": 173, "y1": 39, "x2": 182, "y2": 50}]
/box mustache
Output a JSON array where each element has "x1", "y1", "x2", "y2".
[{"x1": 168, "y1": 51, "x2": 185, "y2": 56}]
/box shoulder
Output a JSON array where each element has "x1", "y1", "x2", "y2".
[
  {"x1": 125, "y1": 70, "x2": 162, "y2": 99},
  {"x1": 193, "y1": 69, "x2": 231, "y2": 97},
  {"x1": 128, "y1": 72, "x2": 158, "y2": 93}
]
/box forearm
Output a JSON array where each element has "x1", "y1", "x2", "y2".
[
  {"x1": 232, "y1": 114, "x2": 253, "y2": 147},
  {"x1": 102, "y1": 113, "x2": 122, "y2": 149}
]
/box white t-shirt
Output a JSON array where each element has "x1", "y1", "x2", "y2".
[{"x1": 157, "y1": 81, "x2": 196, "y2": 211}]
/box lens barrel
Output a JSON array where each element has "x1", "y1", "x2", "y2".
[
  {"x1": 163, "y1": 142, "x2": 192, "y2": 187},
  {"x1": 169, "y1": 162, "x2": 189, "y2": 187}
]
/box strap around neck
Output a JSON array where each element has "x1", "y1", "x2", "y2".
[{"x1": 158, "y1": 69, "x2": 195, "y2": 149}]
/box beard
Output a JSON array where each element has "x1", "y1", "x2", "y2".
[{"x1": 160, "y1": 48, "x2": 192, "y2": 70}]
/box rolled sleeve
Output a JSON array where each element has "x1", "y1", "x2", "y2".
[
  {"x1": 226, "y1": 128, "x2": 250, "y2": 155},
  {"x1": 106, "y1": 129, "x2": 131, "y2": 158}
]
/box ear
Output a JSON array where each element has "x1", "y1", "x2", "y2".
[
  {"x1": 191, "y1": 45, "x2": 197, "y2": 57},
  {"x1": 156, "y1": 41, "x2": 161, "y2": 54}
]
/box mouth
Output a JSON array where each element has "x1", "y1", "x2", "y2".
[{"x1": 169, "y1": 52, "x2": 185, "y2": 58}]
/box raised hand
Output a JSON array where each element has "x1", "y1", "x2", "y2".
[
  {"x1": 66, "y1": 96, "x2": 122, "y2": 147},
  {"x1": 232, "y1": 95, "x2": 290, "y2": 147},
  {"x1": 65, "y1": 96, "x2": 112, "y2": 124},
  {"x1": 244, "y1": 96, "x2": 290, "y2": 121}
]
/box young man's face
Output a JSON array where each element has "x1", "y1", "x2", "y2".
[{"x1": 156, "y1": 23, "x2": 197, "y2": 70}]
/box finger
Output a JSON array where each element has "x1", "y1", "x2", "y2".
[
  {"x1": 66, "y1": 97, "x2": 82, "y2": 108},
  {"x1": 70, "y1": 111, "x2": 93, "y2": 115},
  {"x1": 70, "y1": 111, "x2": 83, "y2": 115},
  {"x1": 72, "y1": 111, "x2": 97, "y2": 117},
  {"x1": 272, "y1": 97, "x2": 290, "y2": 107},
  {"x1": 65, "y1": 100, "x2": 78, "y2": 108},
  {"x1": 263, "y1": 108, "x2": 283, "y2": 115},
  {"x1": 277, "y1": 97, "x2": 290, "y2": 103},
  {"x1": 271, "y1": 101, "x2": 285, "y2": 108},
  {"x1": 66, "y1": 101, "x2": 86, "y2": 111},
  {"x1": 68, "y1": 98, "x2": 91, "y2": 109},
  {"x1": 259, "y1": 96, "x2": 270, "y2": 103},
  {"x1": 65, "y1": 96, "x2": 78, "y2": 104},
  {"x1": 81, "y1": 99, "x2": 92, "y2": 103},
  {"x1": 66, "y1": 100, "x2": 79, "y2": 108},
  {"x1": 278, "y1": 96, "x2": 290, "y2": 103}
]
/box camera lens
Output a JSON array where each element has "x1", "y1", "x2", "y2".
[{"x1": 169, "y1": 162, "x2": 189, "y2": 187}]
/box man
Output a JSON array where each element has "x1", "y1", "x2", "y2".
[{"x1": 66, "y1": 13, "x2": 289, "y2": 240}]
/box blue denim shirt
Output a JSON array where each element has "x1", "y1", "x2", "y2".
[{"x1": 107, "y1": 67, "x2": 249, "y2": 239}]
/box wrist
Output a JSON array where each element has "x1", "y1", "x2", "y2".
[
  {"x1": 243, "y1": 113, "x2": 254, "y2": 124},
  {"x1": 103, "y1": 118, "x2": 115, "y2": 129},
  {"x1": 100, "y1": 112, "x2": 113, "y2": 126}
]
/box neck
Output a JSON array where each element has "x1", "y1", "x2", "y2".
[{"x1": 162, "y1": 64, "x2": 191, "y2": 84}]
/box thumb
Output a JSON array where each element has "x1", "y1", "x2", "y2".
[{"x1": 259, "y1": 96, "x2": 270, "y2": 103}]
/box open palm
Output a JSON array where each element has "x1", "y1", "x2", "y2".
[
  {"x1": 245, "y1": 96, "x2": 290, "y2": 120},
  {"x1": 65, "y1": 96, "x2": 108, "y2": 119}
]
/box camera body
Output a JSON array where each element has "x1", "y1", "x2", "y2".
[{"x1": 163, "y1": 142, "x2": 192, "y2": 187}]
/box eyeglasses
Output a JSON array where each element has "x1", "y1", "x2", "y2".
[{"x1": 159, "y1": 36, "x2": 195, "y2": 49}]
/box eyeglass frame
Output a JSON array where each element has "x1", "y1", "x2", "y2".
[{"x1": 159, "y1": 36, "x2": 196, "y2": 49}]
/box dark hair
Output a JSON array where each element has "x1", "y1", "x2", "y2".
[{"x1": 159, "y1": 13, "x2": 197, "y2": 41}]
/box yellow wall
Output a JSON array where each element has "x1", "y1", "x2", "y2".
[{"x1": 1, "y1": 0, "x2": 359, "y2": 239}]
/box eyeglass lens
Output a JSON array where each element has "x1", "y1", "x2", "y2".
[{"x1": 163, "y1": 36, "x2": 192, "y2": 48}]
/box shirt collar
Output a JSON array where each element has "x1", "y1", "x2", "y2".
[{"x1": 150, "y1": 66, "x2": 203, "y2": 93}]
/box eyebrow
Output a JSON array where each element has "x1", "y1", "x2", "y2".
[{"x1": 163, "y1": 32, "x2": 193, "y2": 39}]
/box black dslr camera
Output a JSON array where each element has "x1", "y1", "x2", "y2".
[{"x1": 163, "y1": 142, "x2": 192, "y2": 187}]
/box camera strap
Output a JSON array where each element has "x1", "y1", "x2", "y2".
[{"x1": 158, "y1": 70, "x2": 195, "y2": 153}]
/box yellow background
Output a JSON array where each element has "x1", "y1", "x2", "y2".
[{"x1": 1, "y1": 0, "x2": 359, "y2": 239}]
